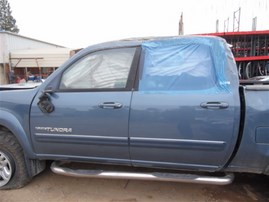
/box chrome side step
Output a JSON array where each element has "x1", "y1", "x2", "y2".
[{"x1": 51, "y1": 161, "x2": 234, "y2": 185}]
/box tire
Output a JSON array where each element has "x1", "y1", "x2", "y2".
[
  {"x1": 244, "y1": 62, "x2": 252, "y2": 79},
  {"x1": 238, "y1": 62, "x2": 242, "y2": 79},
  {"x1": 0, "y1": 130, "x2": 31, "y2": 189}
]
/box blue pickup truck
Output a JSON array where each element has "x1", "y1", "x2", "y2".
[{"x1": 0, "y1": 36, "x2": 269, "y2": 189}]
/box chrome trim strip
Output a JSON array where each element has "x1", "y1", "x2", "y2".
[
  {"x1": 130, "y1": 137, "x2": 226, "y2": 151},
  {"x1": 35, "y1": 133, "x2": 128, "y2": 140},
  {"x1": 34, "y1": 133, "x2": 128, "y2": 146},
  {"x1": 130, "y1": 137, "x2": 225, "y2": 144}
]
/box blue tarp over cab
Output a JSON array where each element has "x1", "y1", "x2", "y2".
[{"x1": 140, "y1": 36, "x2": 238, "y2": 93}]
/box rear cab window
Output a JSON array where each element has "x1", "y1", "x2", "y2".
[{"x1": 138, "y1": 41, "x2": 217, "y2": 91}]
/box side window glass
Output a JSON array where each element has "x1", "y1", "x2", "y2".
[
  {"x1": 60, "y1": 48, "x2": 136, "y2": 89},
  {"x1": 139, "y1": 44, "x2": 216, "y2": 91}
]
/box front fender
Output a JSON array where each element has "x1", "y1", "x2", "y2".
[{"x1": 0, "y1": 110, "x2": 36, "y2": 158}]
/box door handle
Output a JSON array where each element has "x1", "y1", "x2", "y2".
[
  {"x1": 99, "y1": 102, "x2": 123, "y2": 109},
  {"x1": 200, "y1": 102, "x2": 229, "y2": 109}
]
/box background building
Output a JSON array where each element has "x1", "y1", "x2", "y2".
[{"x1": 0, "y1": 31, "x2": 72, "y2": 84}]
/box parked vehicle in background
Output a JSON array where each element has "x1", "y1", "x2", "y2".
[{"x1": 0, "y1": 36, "x2": 269, "y2": 189}]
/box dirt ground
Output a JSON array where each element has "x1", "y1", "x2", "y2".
[{"x1": 1, "y1": 167, "x2": 269, "y2": 202}]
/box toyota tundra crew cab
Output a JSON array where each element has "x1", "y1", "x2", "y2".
[{"x1": 0, "y1": 36, "x2": 269, "y2": 189}]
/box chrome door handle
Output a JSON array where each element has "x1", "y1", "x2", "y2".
[
  {"x1": 99, "y1": 102, "x2": 123, "y2": 109},
  {"x1": 200, "y1": 102, "x2": 229, "y2": 109}
]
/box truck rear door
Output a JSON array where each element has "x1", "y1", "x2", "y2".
[{"x1": 129, "y1": 38, "x2": 241, "y2": 171}]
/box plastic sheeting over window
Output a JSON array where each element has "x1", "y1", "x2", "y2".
[
  {"x1": 60, "y1": 48, "x2": 136, "y2": 89},
  {"x1": 139, "y1": 36, "x2": 238, "y2": 92}
]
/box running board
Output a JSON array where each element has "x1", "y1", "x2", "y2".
[{"x1": 51, "y1": 161, "x2": 234, "y2": 185}]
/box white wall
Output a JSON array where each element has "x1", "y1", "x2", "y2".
[
  {"x1": 0, "y1": 64, "x2": 7, "y2": 84},
  {"x1": 10, "y1": 48, "x2": 71, "y2": 68}
]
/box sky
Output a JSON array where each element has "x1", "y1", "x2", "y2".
[{"x1": 7, "y1": 0, "x2": 269, "y2": 48}]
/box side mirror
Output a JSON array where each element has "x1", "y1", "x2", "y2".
[{"x1": 37, "y1": 88, "x2": 55, "y2": 113}]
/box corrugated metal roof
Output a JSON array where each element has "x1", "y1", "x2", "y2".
[{"x1": 0, "y1": 31, "x2": 65, "y2": 48}]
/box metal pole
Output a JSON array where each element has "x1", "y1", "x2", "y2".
[
  {"x1": 238, "y1": 7, "x2": 241, "y2": 31},
  {"x1": 179, "y1": 12, "x2": 184, "y2": 35},
  {"x1": 233, "y1": 7, "x2": 241, "y2": 32},
  {"x1": 252, "y1": 17, "x2": 257, "y2": 31}
]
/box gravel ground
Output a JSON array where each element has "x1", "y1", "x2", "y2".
[{"x1": 1, "y1": 167, "x2": 269, "y2": 202}]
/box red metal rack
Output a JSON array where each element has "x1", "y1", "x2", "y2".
[{"x1": 201, "y1": 30, "x2": 269, "y2": 79}]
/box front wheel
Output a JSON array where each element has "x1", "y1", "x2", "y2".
[
  {"x1": 0, "y1": 151, "x2": 13, "y2": 187},
  {"x1": 0, "y1": 130, "x2": 31, "y2": 189}
]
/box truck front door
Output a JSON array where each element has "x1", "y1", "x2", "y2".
[{"x1": 30, "y1": 47, "x2": 139, "y2": 164}]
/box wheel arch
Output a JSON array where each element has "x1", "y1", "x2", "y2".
[{"x1": 0, "y1": 110, "x2": 36, "y2": 159}]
